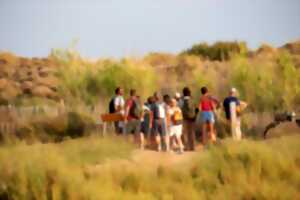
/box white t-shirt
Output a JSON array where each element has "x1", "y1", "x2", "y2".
[
  {"x1": 158, "y1": 103, "x2": 166, "y2": 119},
  {"x1": 114, "y1": 95, "x2": 125, "y2": 115}
]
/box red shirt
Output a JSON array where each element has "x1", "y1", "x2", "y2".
[
  {"x1": 199, "y1": 95, "x2": 216, "y2": 111},
  {"x1": 126, "y1": 97, "x2": 137, "y2": 121}
]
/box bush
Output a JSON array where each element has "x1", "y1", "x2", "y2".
[
  {"x1": 13, "y1": 111, "x2": 95, "y2": 143},
  {"x1": 0, "y1": 135, "x2": 299, "y2": 199},
  {"x1": 55, "y1": 53, "x2": 158, "y2": 105},
  {"x1": 183, "y1": 41, "x2": 248, "y2": 61}
]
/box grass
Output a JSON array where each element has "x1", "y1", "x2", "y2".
[{"x1": 0, "y1": 135, "x2": 299, "y2": 199}]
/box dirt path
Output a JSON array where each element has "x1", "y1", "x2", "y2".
[
  {"x1": 89, "y1": 146, "x2": 203, "y2": 174},
  {"x1": 129, "y1": 149, "x2": 199, "y2": 168}
]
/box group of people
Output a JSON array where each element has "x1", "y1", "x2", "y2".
[{"x1": 109, "y1": 86, "x2": 247, "y2": 153}]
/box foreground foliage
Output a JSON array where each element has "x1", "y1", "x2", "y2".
[{"x1": 0, "y1": 135, "x2": 299, "y2": 200}]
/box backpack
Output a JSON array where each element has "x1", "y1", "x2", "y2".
[
  {"x1": 173, "y1": 109, "x2": 183, "y2": 121},
  {"x1": 182, "y1": 99, "x2": 195, "y2": 120},
  {"x1": 172, "y1": 108, "x2": 183, "y2": 125},
  {"x1": 129, "y1": 99, "x2": 142, "y2": 119},
  {"x1": 109, "y1": 97, "x2": 116, "y2": 113}
]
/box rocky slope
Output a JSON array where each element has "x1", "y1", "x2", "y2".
[{"x1": 0, "y1": 52, "x2": 59, "y2": 104}]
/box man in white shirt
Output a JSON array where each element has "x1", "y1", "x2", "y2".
[{"x1": 113, "y1": 87, "x2": 125, "y2": 134}]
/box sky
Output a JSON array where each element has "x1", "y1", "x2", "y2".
[{"x1": 0, "y1": 0, "x2": 299, "y2": 58}]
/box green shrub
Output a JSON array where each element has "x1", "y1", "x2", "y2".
[
  {"x1": 183, "y1": 41, "x2": 248, "y2": 61},
  {"x1": 55, "y1": 53, "x2": 158, "y2": 105}
]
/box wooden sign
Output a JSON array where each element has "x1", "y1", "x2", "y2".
[{"x1": 101, "y1": 113, "x2": 124, "y2": 122}]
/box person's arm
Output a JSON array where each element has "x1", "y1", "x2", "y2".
[
  {"x1": 149, "y1": 111, "x2": 153, "y2": 128},
  {"x1": 124, "y1": 99, "x2": 132, "y2": 122},
  {"x1": 239, "y1": 100, "x2": 248, "y2": 111},
  {"x1": 210, "y1": 95, "x2": 220, "y2": 109}
]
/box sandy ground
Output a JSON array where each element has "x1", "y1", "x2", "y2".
[{"x1": 88, "y1": 145, "x2": 204, "y2": 174}]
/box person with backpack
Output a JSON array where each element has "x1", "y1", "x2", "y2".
[
  {"x1": 150, "y1": 92, "x2": 169, "y2": 152},
  {"x1": 181, "y1": 87, "x2": 197, "y2": 151},
  {"x1": 124, "y1": 89, "x2": 142, "y2": 139},
  {"x1": 168, "y1": 98, "x2": 184, "y2": 153},
  {"x1": 199, "y1": 86, "x2": 220, "y2": 144},
  {"x1": 109, "y1": 87, "x2": 125, "y2": 134},
  {"x1": 139, "y1": 97, "x2": 153, "y2": 150}
]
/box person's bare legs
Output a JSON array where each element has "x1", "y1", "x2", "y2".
[
  {"x1": 176, "y1": 135, "x2": 184, "y2": 153},
  {"x1": 139, "y1": 132, "x2": 145, "y2": 150},
  {"x1": 182, "y1": 121, "x2": 188, "y2": 150},
  {"x1": 186, "y1": 122, "x2": 195, "y2": 151},
  {"x1": 164, "y1": 135, "x2": 170, "y2": 152},
  {"x1": 207, "y1": 122, "x2": 216, "y2": 143},
  {"x1": 202, "y1": 123, "x2": 207, "y2": 145},
  {"x1": 169, "y1": 135, "x2": 174, "y2": 150},
  {"x1": 155, "y1": 135, "x2": 161, "y2": 151}
]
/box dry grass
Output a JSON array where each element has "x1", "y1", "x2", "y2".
[{"x1": 0, "y1": 135, "x2": 299, "y2": 199}]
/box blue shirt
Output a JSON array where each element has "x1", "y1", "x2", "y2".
[{"x1": 223, "y1": 96, "x2": 240, "y2": 120}]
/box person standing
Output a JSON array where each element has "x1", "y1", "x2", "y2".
[
  {"x1": 124, "y1": 89, "x2": 141, "y2": 139},
  {"x1": 223, "y1": 88, "x2": 247, "y2": 140},
  {"x1": 163, "y1": 94, "x2": 171, "y2": 151},
  {"x1": 199, "y1": 87, "x2": 219, "y2": 144},
  {"x1": 139, "y1": 97, "x2": 153, "y2": 150},
  {"x1": 109, "y1": 87, "x2": 125, "y2": 134},
  {"x1": 151, "y1": 93, "x2": 168, "y2": 152},
  {"x1": 168, "y1": 98, "x2": 184, "y2": 153},
  {"x1": 181, "y1": 87, "x2": 197, "y2": 151}
]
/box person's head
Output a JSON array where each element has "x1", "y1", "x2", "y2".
[
  {"x1": 201, "y1": 86, "x2": 208, "y2": 95},
  {"x1": 130, "y1": 89, "x2": 136, "y2": 97},
  {"x1": 153, "y1": 92, "x2": 160, "y2": 102},
  {"x1": 148, "y1": 96, "x2": 155, "y2": 104},
  {"x1": 170, "y1": 98, "x2": 177, "y2": 107},
  {"x1": 147, "y1": 96, "x2": 152, "y2": 104},
  {"x1": 230, "y1": 87, "x2": 237, "y2": 97},
  {"x1": 115, "y1": 87, "x2": 123, "y2": 95},
  {"x1": 163, "y1": 94, "x2": 171, "y2": 104},
  {"x1": 175, "y1": 92, "x2": 181, "y2": 100},
  {"x1": 183, "y1": 87, "x2": 191, "y2": 97}
]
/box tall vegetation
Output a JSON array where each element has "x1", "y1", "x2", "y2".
[
  {"x1": 182, "y1": 41, "x2": 248, "y2": 61},
  {"x1": 51, "y1": 49, "x2": 158, "y2": 105},
  {"x1": 50, "y1": 46, "x2": 300, "y2": 113},
  {"x1": 0, "y1": 135, "x2": 299, "y2": 199}
]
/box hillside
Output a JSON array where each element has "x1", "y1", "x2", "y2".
[
  {"x1": 0, "y1": 40, "x2": 299, "y2": 110},
  {"x1": 0, "y1": 52, "x2": 59, "y2": 104}
]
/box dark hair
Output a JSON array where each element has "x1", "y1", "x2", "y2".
[
  {"x1": 148, "y1": 96, "x2": 155, "y2": 104},
  {"x1": 163, "y1": 94, "x2": 171, "y2": 104},
  {"x1": 130, "y1": 89, "x2": 136, "y2": 96},
  {"x1": 115, "y1": 87, "x2": 121, "y2": 95},
  {"x1": 183, "y1": 87, "x2": 191, "y2": 97},
  {"x1": 201, "y1": 87, "x2": 208, "y2": 95}
]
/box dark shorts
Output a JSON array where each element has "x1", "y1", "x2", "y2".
[
  {"x1": 114, "y1": 121, "x2": 123, "y2": 134},
  {"x1": 151, "y1": 119, "x2": 167, "y2": 137},
  {"x1": 141, "y1": 120, "x2": 150, "y2": 135},
  {"x1": 125, "y1": 120, "x2": 141, "y2": 135}
]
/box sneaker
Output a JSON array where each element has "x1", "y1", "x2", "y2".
[
  {"x1": 157, "y1": 146, "x2": 162, "y2": 152},
  {"x1": 178, "y1": 148, "x2": 184, "y2": 154}
]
